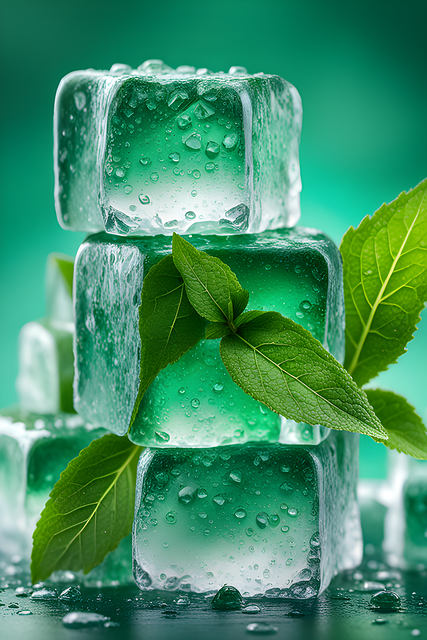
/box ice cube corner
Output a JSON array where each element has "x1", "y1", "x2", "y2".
[{"x1": 54, "y1": 60, "x2": 302, "y2": 237}]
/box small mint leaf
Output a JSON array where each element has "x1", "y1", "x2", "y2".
[
  {"x1": 172, "y1": 233, "x2": 247, "y2": 324},
  {"x1": 206, "y1": 322, "x2": 232, "y2": 340},
  {"x1": 220, "y1": 311, "x2": 387, "y2": 439},
  {"x1": 131, "y1": 255, "x2": 205, "y2": 424},
  {"x1": 341, "y1": 178, "x2": 427, "y2": 386},
  {"x1": 49, "y1": 253, "x2": 74, "y2": 297},
  {"x1": 31, "y1": 434, "x2": 142, "y2": 583},
  {"x1": 234, "y1": 309, "x2": 265, "y2": 328},
  {"x1": 232, "y1": 288, "x2": 250, "y2": 319},
  {"x1": 366, "y1": 389, "x2": 427, "y2": 459}
]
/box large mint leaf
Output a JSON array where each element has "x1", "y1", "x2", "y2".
[
  {"x1": 172, "y1": 233, "x2": 249, "y2": 323},
  {"x1": 220, "y1": 311, "x2": 387, "y2": 439},
  {"x1": 341, "y1": 178, "x2": 427, "y2": 386},
  {"x1": 31, "y1": 434, "x2": 142, "y2": 583},
  {"x1": 131, "y1": 254, "x2": 205, "y2": 423},
  {"x1": 365, "y1": 389, "x2": 427, "y2": 459}
]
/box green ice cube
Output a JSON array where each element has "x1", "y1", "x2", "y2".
[
  {"x1": 403, "y1": 460, "x2": 427, "y2": 565},
  {"x1": 54, "y1": 61, "x2": 301, "y2": 235},
  {"x1": 133, "y1": 431, "x2": 361, "y2": 596},
  {"x1": 74, "y1": 227, "x2": 344, "y2": 446},
  {"x1": 0, "y1": 407, "x2": 133, "y2": 585}
]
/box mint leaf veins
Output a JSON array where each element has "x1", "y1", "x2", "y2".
[
  {"x1": 341, "y1": 178, "x2": 427, "y2": 387},
  {"x1": 31, "y1": 434, "x2": 142, "y2": 583}
]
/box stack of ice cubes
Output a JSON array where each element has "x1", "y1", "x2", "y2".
[{"x1": 1, "y1": 60, "x2": 364, "y2": 596}]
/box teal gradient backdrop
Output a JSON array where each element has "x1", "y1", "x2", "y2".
[{"x1": 1, "y1": 0, "x2": 426, "y2": 478}]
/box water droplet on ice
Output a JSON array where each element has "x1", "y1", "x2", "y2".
[
  {"x1": 191, "y1": 398, "x2": 200, "y2": 408},
  {"x1": 185, "y1": 211, "x2": 196, "y2": 220},
  {"x1": 205, "y1": 141, "x2": 220, "y2": 158},
  {"x1": 234, "y1": 508, "x2": 247, "y2": 519},
  {"x1": 213, "y1": 383, "x2": 224, "y2": 393},
  {"x1": 150, "y1": 172, "x2": 159, "y2": 182},
  {"x1": 74, "y1": 91, "x2": 86, "y2": 111},
  {"x1": 177, "y1": 114, "x2": 192, "y2": 130},
  {"x1": 246, "y1": 622, "x2": 278, "y2": 635},
  {"x1": 184, "y1": 133, "x2": 202, "y2": 150},
  {"x1": 178, "y1": 487, "x2": 194, "y2": 504},
  {"x1": 169, "y1": 152, "x2": 181, "y2": 162},
  {"x1": 138, "y1": 194, "x2": 150, "y2": 205},
  {"x1": 140, "y1": 156, "x2": 151, "y2": 166},
  {"x1": 256, "y1": 513, "x2": 269, "y2": 529},
  {"x1": 300, "y1": 300, "x2": 312, "y2": 311},
  {"x1": 222, "y1": 133, "x2": 239, "y2": 150},
  {"x1": 165, "y1": 511, "x2": 177, "y2": 524}
]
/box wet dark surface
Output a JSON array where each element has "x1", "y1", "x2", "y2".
[{"x1": 1, "y1": 556, "x2": 427, "y2": 640}]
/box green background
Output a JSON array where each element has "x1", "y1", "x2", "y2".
[{"x1": 0, "y1": 0, "x2": 426, "y2": 478}]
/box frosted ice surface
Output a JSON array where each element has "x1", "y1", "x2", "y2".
[
  {"x1": 133, "y1": 432, "x2": 362, "y2": 596},
  {"x1": 16, "y1": 319, "x2": 74, "y2": 414},
  {"x1": 74, "y1": 228, "x2": 344, "y2": 445},
  {"x1": 0, "y1": 407, "x2": 133, "y2": 585},
  {"x1": 54, "y1": 60, "x2": 302, "y2": 236}
]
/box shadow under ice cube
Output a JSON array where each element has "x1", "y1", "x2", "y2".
[
  {"x1": 133, "y1": 432, "x2": 362, "y2": 597},
  {"x1": 54, "y1": 61, "x2": 302, "y2": 235}
]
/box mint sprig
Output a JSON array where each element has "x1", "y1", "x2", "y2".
[{"x1": 172, "y1": 233, "x2": 387, "y2": 440}]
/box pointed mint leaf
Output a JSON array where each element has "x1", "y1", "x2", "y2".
[
  {"x1": 131, "y1": 254, "x2": 205, "y2": 424},
  {"x1": 205, "y1": 322, "x2": 232, "y2": 340},
  {"x1": 31, "y1": 434, "x2": 142, "y2": 583},
  {"x1": 219, "y1": 311, "x2": 387, "y2": 439},
  {"x1": 234, "y1": 309, "x2": 265, "y2": 328},
  {"x1": 341, "y1": 178, "x2": 427, "y2": 386},
  {"x1": 172, "y1": 233, "x2": 248, "y2": 323},
  {"x1": 232, "y1": 288, "x2": 250, "y2": 319},
  {"x1": 365, "y1": 389, "x2": 427, "y2": 459},
  {"x1": 49, "y1": 253, "x2": 74, "y2": 297}
]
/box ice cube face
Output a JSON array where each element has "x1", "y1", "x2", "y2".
[
  {"x1": 74, "y1": 228, "x2": 344, "y2": 446},
  {"x1": 16, "y1": 320, "x2": 74, "y2": 414},
  {"x1": 133, "y1": 432, "x2": 362, "y2": 596},
  {"x1": 54, "y1": 62, "x2": 302, "y2": 236}
]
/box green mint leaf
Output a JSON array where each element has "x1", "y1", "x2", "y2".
[
  {"x1": 49, "y1": 253, "x2": 74, "y2": 297},
  {"x1": 131, "y1": 254, "x2": 205, "y2": 424},
  {"x1": 341, "y1": 178, "x2": 427, "y2": 386},
  {"x1": 232, "y1": 288, "x2": 250, "y2": 319},
  {"x1": 205, "y1": 322, "x2": 232, "y2": 340},
  {"x1": 365, "y1": 389, "x2": 427, "y2": 459},
  {"x1": 219, "y1": 311, "x2": 387, "y2": 439},
  {"x1": 234, "y1": 309, "x2": 265, "y2": 328},
  {"x1": 31, "y1": 434, "x2": 142, "y2": 583},
  {"x1": 172, "y1": 233, "x2": 248, "y2": 323}
]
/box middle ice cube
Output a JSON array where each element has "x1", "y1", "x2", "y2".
[{"x1": 74, "y1": 227, "x2": 344, "y2": 447}]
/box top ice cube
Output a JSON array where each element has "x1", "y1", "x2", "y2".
[{"x1": 54, "y1": 60, "x2": 302, "y2": 236}]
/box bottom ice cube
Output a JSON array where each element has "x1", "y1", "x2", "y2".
[
  {"x1": 133, "y1": 431, "x2": 362, "y2": 597},
  {"x1": 0, "y1": 407, "x2": 133, "y2": 586}
]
